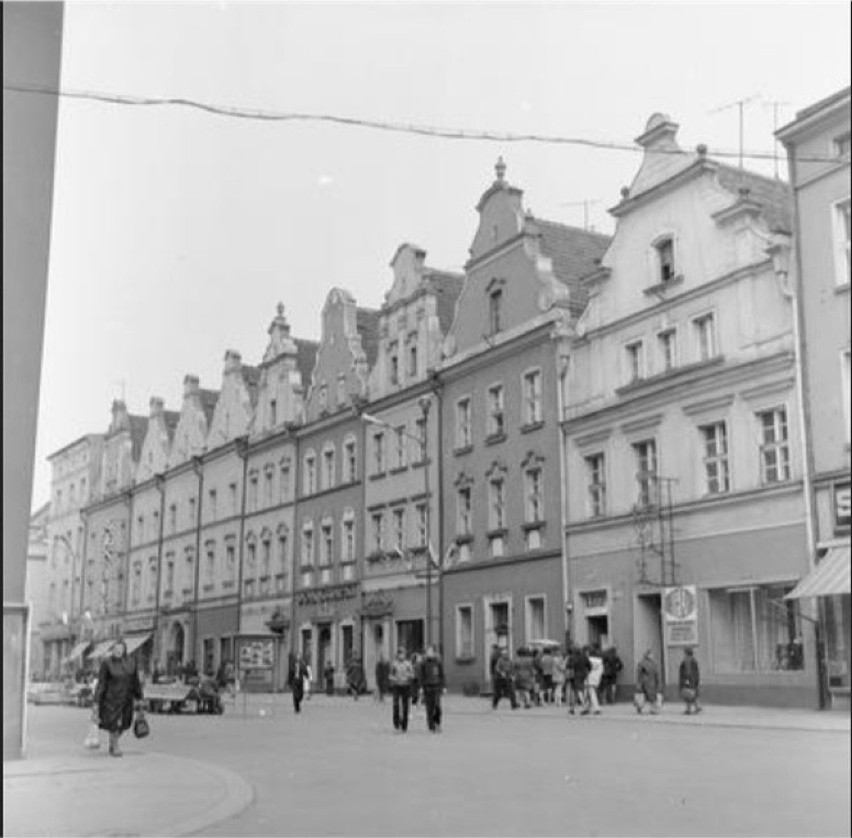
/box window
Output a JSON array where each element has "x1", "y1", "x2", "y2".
[
  {"x1": 371, "y1": 511, "x2": 385, "y2": 554},
  {"x1": 147, "y1": 557, "x2": 157, "y2": 600},
  {"x1": 414, "y1": 418, "x2": 427, "y2": 464},
  {"x1": 277, "y1": 530, "x2": 289, "y2": 591},
  {"x1": 269, "y1": 398, "x2": 277, "y2": 427},
  {"x1": 658, "y1": 329, "x2": 678, "y2": 373},
  {"x1": 487, "y1": 384, "x2": 505, "y2": 437},
  {"x1": 280, "y1": 461, "x2": 291, "y2": 503},
  {"x1": 322, "y1": 446, "x2": 336, "y2": 490},
  {"x1": 834, "y1": 198, "x2": 851, "y2": 286},
  {"x1": 709, "y1": 585, "x2": 804, "y2": 673},
  {"x1": 585, "y1": 453, "x2": 606, "y2": 518},
  {"x1": 523, "y1": 370, "x2": 542, "y2": 425},
  {"x1": 301, "y1": 522, "x2": 315, "y2": 567},
  {"x1": 208, "y1": 489, "x2": 217, "y2": 521},
  {"x1": 456, "y1": 605, "x2": 474, "y2": 659},
  {"x1": 457, "y1": 487, "x2": 472, "y2": 537},
  {"x1": 842, "y1": 350, "x2": 852, "y2": 443},
  {"x1": 318, "y1": 383, "x2": 328, "y2": 413},
  {"x1": 225, "y1": 542, "x2": 236, "y2": 582},
  {"x1": 415, "y1": 502, "x2": 428, "y2": 548},
  {"x1": 304, "y1": 452, "x2": 317, "y2": 495},
  {"x1": 758, "y1": 408, "x2": 790, "y2": 484},
  {"x1": 336, "y1": 374, "x2": 347, "y2": 409},
  {"x1": 373, "y1": 432, "x2": 385, "y2": 475},
  {"x1": 625, "y1": 341, "x2": 644, "y2": 383},
  {"x1": 701, "y1": 422, "x2": 730, "y2": 494},
  {"x1": 188, "y1": 497, "x2": 196, "y2": 527},
  {"x1": 248, "y1": 473, "x2": 258, "y2": 512},
  {"x1": 456, "y1": 397, "x2": 472, "y2": 448},
  {"x1": 137, "y1": 514, "x2": 144, "y2": 541},
  {"x1": 394, "y1": 426, "x2": 407, "y2": 470},
  {"x1": 526, "y1": 596, "x2": 546, "y2": 642},
  {"x1": 656, "y1": 237, "x2": 675, "y2": 282},
  {"x1": 389, "y1": 347, "x2": 400, "y2": 387},
  {"x1": 633, "y1": 440, "x2": 658, "y2": 506},
  {"x1": 264, "y1": 468, "x2": 274, "y2": 505},
  {"x1": 408, "y1": 343, "x2": 418, "y2": 378},
  {"x1": 152, "y1": 510, "x2": 160, "y2": 538},
  {"x1": 169, "y1": 503, "x2": 177, "y2": 533},
  {"x1": 205, "y1": 544, "x2": 215, "y2": 585},
  {"x1": 489, "y1": 288, "x2": 503, "y2": 334},
  {"x1": 320, "y1": 522, "x2": 333, "y2": 566},
  {"x1": 184, "y1": 549, "x2": 194, "y2": 597},
  {"x1": 342, "y1": 517, "x2": 355, "y2": 562},
  {"x1": 343, "y1": 439, "x2": 357, "y2": 482},
  {"x1": 835, "y1": 132, "x2": 851, "y2": 159},
  {"x1": 261, "y1": 538, "x2": 271, "y2": 581},
  {"x1": 693, "y1": 313, "x2": 717, "y2": 361},
  {"x1": 488, "y1": 476, "x2": 506, "y2": 556},
  {"x1": 230, "y1": 481, "x2": 240, "y2": 515},
  {"x1": 392, "y1": 507, "x2": 405, "y2": 553},
  {"x1": 524, "y1": 467, "x2": 543, "y2": 524},
  {"x1": 131, "y1": 564, "x2": 141, "y2": 605},
  {"x1": 165, "y1": 557, "x2": 175, "y2": 596}
]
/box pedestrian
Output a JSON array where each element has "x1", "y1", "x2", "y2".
[
  {"x1": 389, "y1": 647, "x2": 415, "y2": 732},
  {"x1": 410, "y1": 651, "x2": 423, "y2": 709},
  {"x1": 582, "y1": 645, "x2": 603, "y2": 715},
  {"x1": 304, "y1": 662, "x2": 313, "y2": 700},
  {"x1": 418, "y1": 646, "x2": 446, "y2": 733},
  {"x1": 375, "y1": 655, "x2": 391, "y2": 703},
  {"x1": 552, "y1": 648, "x2": 566, "y2": 707},
  {"x1": 492, "y1": 648, "x2": 519, "y2": 710},
  {"x1": 346, "y1": 655, "x2": 365, "y2": 700},
  {"x1": 600, "y1": 647, "x2": 623, "y2": 705},
  {"x1": 92, "y1": 639, "x2": 144, "y2": 757},
  {"x1": 324, "y1": 660, "x2": 335, "y2": 696},
  {"x1": 289, "y1": 652, "x2": 309, "y2": 714},
  {"x1": 539, "y1": 646, "x2": 556, "y2": 704},
  {"x1": 635, "y1": 649, "x2": 661, "y2": 715},
  {"x1": 489, "y1": 644, "x2": 501, "y2": 682},
  {"x1": 567, "y1": 645, "x2": 590, "y2": 715},
  {"x1": 679, "y1": 647, "x2": 702, "y2": 715},
  {"x1": 514, "y1": 648, "x2": 537, "y2": 709}
]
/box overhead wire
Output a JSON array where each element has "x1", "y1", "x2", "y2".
[{"x1": 3, "y1": 82, "x2": 838, "y2": 164}]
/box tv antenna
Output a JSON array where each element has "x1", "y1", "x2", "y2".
[
  {"x1": 710, "y1": 94, "x2": 761, "y2": 169},
  {"x1": 559, "y1": 198, "x2": 600, "y2": 231},
  {"x1": 762, "y1": 99, "x2": 791, "y2": 179}
]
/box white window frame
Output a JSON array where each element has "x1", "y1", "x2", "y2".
[
  {"x1": 700, "y1": 421, "x2": 731, "y2": 495},
  {"x1": 524, "y1": 594, "x2": 547, "y2": 643},
  {"x1": 301, "y1": 521, "x2": 315, "y2": 567},
  {"x1": 322, "y1": 444, "x2": 336, "y2": 491},
  {"x1": 523, "y1": 368, "x2": 543, "y2": 426},
  {"x1": 524, "y1": 466, "x2": 543, "y2": 524},
  {"x1": 455, "y1": 603, "x2": 475, "y2": 659},
  {"x1": 624, "y1": 340, "x2": 645, "y2": 383},
  {"x1": 392, "y1": 506, "x2": 405, "y2": 553},
  {"x1": 343, "y1": 437, "x2": 357, "y2": 483},
  {"x1": 633, "y1": 439, "x2": 658, "y2": 506},
  {"x1": 319, "y1": 519, "x2": 334, "y2": 567},
  {"x1": 757, "y1": 406, "x2": 791, "y2": 484},
  {"x1": 456, "y1": 397, "x2": 473, "y2": 448},
  {"x1": 304, "y1": 451, "x2": 317, "y2": 495},
  {"x1": 657, "y1": 327, "x2": 679, "y2": 373},
  {"x1": 585, "y1": 452, "x2": 607, "y2": 518},
  {"x1": 832, "y1": 196, "x2": 851, "y2": 287},
  {"x1": 692, "y1": 311, "x2": 718, "y2": 362},
  {"x1": 372, "y1": 432, "x2": 385, "y2": 475},
  {"x1": 394, "y1": 426, "x2": 407, "y2": 470},
  {"x1": 842, "y1": 349, "x2": 852, "y2": 444},
  {"x1": 487, "y1": 383, "x2": 505, "y2": 437},
  {"x1": 415, "y1": 502, "x2": 428, "y2": 549},
  {"x1": 371, "y1": 510, "x2": 385, "y2": 554},
  {"x1": 341, "y1": 511, "x2": 356, "y2": 563},
  {"x1": 457, "y1": 486, "x2": 472, "y2": 537}
]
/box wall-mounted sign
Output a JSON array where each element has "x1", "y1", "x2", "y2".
[
  {"x1": 834, "y1": 481, "x2": 851, "y2": 531},
  {"x1": 663, "y1": 585, "x2": 698, "y2": 647}
]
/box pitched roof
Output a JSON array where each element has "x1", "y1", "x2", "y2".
[
  {"x1": 129, "y1": 415, "x2": 149, "y2": 463},
  {"x1": 294, "y1": 338, "x2": 319, "y2": 389},
  {"x1": 356, "y1": 307, "x2": 381, "y2": 368},
  {"x1": 426, "y1": 270, "x2": 465, "y2": 334},
  {"x1": 199, "y1": 389, "x2": 219, "y2": 428},
  {"x1": 532, "y1": 218, "x2": 613, "y2": 317},
  {"x1": 715, "y1": 164, "x2": 793, "y2": 232}
]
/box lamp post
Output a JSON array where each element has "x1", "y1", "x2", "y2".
[{"x1": 360, "y1": 397, "x2": 438, "y2": 651}]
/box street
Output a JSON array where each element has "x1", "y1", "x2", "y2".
[{"x1": 21, "y1": 696, "x2": 851, "y2": 837}]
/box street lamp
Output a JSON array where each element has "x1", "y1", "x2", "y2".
[{"x1": 360, "y1": 398, "x2": 439, "y2": 651}]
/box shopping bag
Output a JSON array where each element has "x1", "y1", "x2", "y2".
[
  {"x1": 84, "y1": 722, "x2": 100, "y2": 749},
  {"x1": 133, "y1": 710, "x2": 150, "y2": 739}
]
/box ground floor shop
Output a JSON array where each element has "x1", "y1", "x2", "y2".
[
  {"x1": 294, "y1": 581, "x2": 361, "y2": 690},
  {"x1": 194, "y1": 602, "x2": 238, "y2": 678},
  {"x1": 441, "y1": 552, "x2": 564, "y2": 694},
  {"x1": 568, "y1": 515, "x2": 818, "y2": 708},
  {"x1": 238, "y1": 597, "x2": 292, "y2": 691}
]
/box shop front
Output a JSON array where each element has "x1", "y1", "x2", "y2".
[
  {"x1": 195, "y1": 603, "x2": 239, "y2": 679},
  {"x1": 239, "y1": 597, "x2": 292, "y2": 691}
]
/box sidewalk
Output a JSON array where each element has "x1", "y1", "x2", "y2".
[{"x1": 3, "y1": 747, "x2": 253, "y2": 838}]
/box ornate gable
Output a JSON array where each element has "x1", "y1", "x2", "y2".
[{"x1": 168, "y1": 375, "x2": 214, "y2": 468}]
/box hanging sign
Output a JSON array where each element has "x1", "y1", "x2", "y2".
[{"x1": 663, "y1": 585, "x2": 698, "y2": 646}]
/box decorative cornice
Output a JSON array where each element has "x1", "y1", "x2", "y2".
[
  {"x1": 620, "y1": 413, "x2": 664, "y2": 437},
  {"x1": 740, "y1": 375, "x2": 796, "y2": 404},
  {"x1": 682, "y1": 394, "x2": 736, "y2": 417}
]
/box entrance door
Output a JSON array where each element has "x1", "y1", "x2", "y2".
[
  {"x1": 634, "y1": 593, "x2": 665, "y2": 690},
  {"x1": 396, "y1": 619, "x2": 424, "y2": 657},
  {"x1": 202, "y1": 638, "x2": 215, "y2": 677},
  {"x1": 341, "y1": 624, "x2": 354, "y2": 667},
  {"x1": 364, "y1": 622, "x2": 385, "y2": 689},
  {"x1": 317, "y1": 625, "x2": 332, "y2": 685},
  {"x1": 485, "y1": 601, "x2": 511, "y2": 688},
  {"x1": 587, "y1": 615, "x2": 609, "y2": 650},
  {"x1": 301, "y1": 628, "x2": 313, "y2": 672}
]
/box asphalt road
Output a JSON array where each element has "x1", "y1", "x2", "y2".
[{"x1": 25, "y1": 696, "x2": 851, "y2": 837}]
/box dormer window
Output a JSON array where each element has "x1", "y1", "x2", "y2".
[
  {"x1": 489, "y1": 288, "x2": 503, "y2": 334},
  {"x1": 835, "y1": 132, "x2": 851, "y2": 159},
  {"x1": 656, "y1": 238, "x2": 675, "y2": 283}
]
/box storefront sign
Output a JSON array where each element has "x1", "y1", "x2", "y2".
[
  {"x1": 296, "y1": 582, "x2": 359, "y2": 608},
  {"x1": 834, "y1": 481, "x2": 851, "y2": 530},
  {"x1": 663, "y1": 585, "x2": 698, "y2": 647}
]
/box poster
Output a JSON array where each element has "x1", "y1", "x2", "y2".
[
  {"x1": 663, "y1": 585, "x2": 698, "y2": 647},
  {"x1": 237, "y1": 637, "x2": 274, "y2": 670}
]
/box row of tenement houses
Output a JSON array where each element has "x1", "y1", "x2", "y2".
[{"x1": 37, "y1": 95, "x2": 851, "y2": 708}]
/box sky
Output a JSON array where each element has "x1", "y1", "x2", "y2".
[{"x1": 29, "y1": 0, "x2": 851, "y2": 509}]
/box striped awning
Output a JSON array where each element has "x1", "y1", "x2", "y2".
[
  {"x1": 124, "y1": 633, "x2": 151, "y2": 656},
  {"x1": 785, "y1": 546, "x2": 851, "y2": 599}
]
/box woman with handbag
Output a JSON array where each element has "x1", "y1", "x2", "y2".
[
  {"x1": 92, "y1": 639, "x2": 144, "y2": 757},
  {"x1": 678, "y1": 647, "x2": 702, "y2": 715}
]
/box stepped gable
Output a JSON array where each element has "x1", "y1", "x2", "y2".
[
  {"x1": 532, "y1": 218, "x2": 612, "y2": 317},
  {"x1": 715, "y1": 165, "x2": 792, "y2": 232},
  {"x1": 427, "y1": 270, "x2": 465, "y2": 334},
  {"x1": 295, "y1": 338, "x2": 319, "y2": 390},
  {"x1": 356, "y1": 307, "x2": 381, "y2": 368}
]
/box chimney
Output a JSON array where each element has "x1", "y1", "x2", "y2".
[
  {"x1": 110, "y1": 399, "x2": 128, "y2": 431},
  {"x1": 224, "y1": 349, "x2": 242, "y2": 375},
  {"x1": 149, "y1": 397, "x2": 165, "y2": 418}
]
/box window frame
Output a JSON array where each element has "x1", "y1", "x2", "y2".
[
  {"x1": 456, "y1": 396, "x2": 473, "y2": 449},
  {"x1": 832, "y1": 196, "x2": 851, "y2": 287},
  {"x1": 624, "y1": 340, "x2": 645, "y2": 383},
  {"x1": 455, "y1": 603, "x2": 475, "y2": 660},
  {"x1": 585, "y1": 452, "x2": 607, "y2": 518},
  {"x1": 632, "y1": 439, "x2": 658, "y2": 506},
  {"x1": 692, "y1": 311, "x2": 718, "y2": 362},
  {"x1": 487, "y1": 382, "x2": 505, "y2": 438},
  {"x1": 700, "y1": 420, "x2": 731, "y2": 495},
  {"x1": 757, "y1": 406, "x2": 791, "y2": 484},
  {"x1": 522, "y1": 368, "x2": 543, "y2": 426},
  {"x1": 657, "y1": 327, "x2": 678, "y2": 373}
]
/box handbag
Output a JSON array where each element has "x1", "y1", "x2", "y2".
[
  {"x1": 681, "y1": 687, "x2": 697, "y2": 703},
  {"x1": 84, "y1": 721, "x2": 100, "y2": 749},
  {"x1": 133, "y1": 710, "x2": 150, "y2": 739}
]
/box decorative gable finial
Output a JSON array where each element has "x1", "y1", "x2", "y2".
[{"x1": 495, "y1": 156, "x2": 507, "y2": 183}]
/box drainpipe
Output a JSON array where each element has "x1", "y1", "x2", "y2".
[
  {"x1": 234, "y1": 437, "x2": 250, "y2": 637},
  {"x1": 191, "y1": 455, "x2": 204, "y2": 666},
  {"x1": 432, "y1": 372, "x2": 446, "y2": 659},
  {"x1": 289, "y1": 426, "x2": 300, "y2": 661},
  {"x1": 76, "y1": 508, "x2": 90, "y2": 626},
  {"x1": 555, "y1": 333, "x2": 573, "y2": 650},
  {"x1": 122, "y1": 487, "x2": 135, "y2": 629},
  {"x1": 152, "y1": 474, "x2": 167, "y2": 667}
]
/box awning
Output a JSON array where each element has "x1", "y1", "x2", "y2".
[
  {"x1": 87, "y1": 639, "x2": 118, "y2": 660},
  {"x1": 62, "y1": 641, "x2": 91, "y2": 666},
  {"x1": 124, "y1": 633, "x2": 151, "y2": 656},
  {"x1": 785, "y1": 546, "x2": 851, "y2": 599}
]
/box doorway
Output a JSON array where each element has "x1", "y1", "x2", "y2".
[
  {"x1": 634, "y1": 593, "x2": 665, "y2": 690},
  {"x1": 485, "y1": 600, "x2": 511, "y2": 688},
  {"x1": 586, "y1": 615, "x2": 609, "y2": 650},
  {"x1": 341, "y1": 624, "x2": 354, "y2": 666},
  {"x1": 395, "y1": 619, "x2": 424, "y2": 657},
  {"x1": 301, "y1": 627, "x2": 313, "y2": 672},
  {"x1": 317, "y1": 624, "x2": 332, "y2": 684}
]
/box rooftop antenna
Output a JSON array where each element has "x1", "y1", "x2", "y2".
[
  {"x1": 558, "y1": 199, "x2": 600, "y2": 231},
  {"x1": 710, "y1": 94, "x2": 761, "y2": 169},
  {"x1": 762, "y1": 99, "x2": 791, "y2": 179}
]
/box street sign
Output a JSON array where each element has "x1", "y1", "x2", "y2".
[{"x1": 663, "y1": 585, "x2": 698, "y2": 646}]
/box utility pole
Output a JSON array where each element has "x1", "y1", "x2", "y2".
[
  {"x1": 559, "y1": 199, "x2": 600, "y2": 231},
  {"x1": 710, "y1": 94, "x2": 761, "y2": 169}
]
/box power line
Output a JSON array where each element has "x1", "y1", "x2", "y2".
[{"x1": 4, "y1": 82, "x2": 837, "y2": 164}]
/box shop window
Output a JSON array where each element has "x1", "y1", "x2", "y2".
[
  {"x1": 708, "y1": 585, "x2": 804, "y2": 674},
  {"x1": 456, "y1": 605, "x2": 474, "y2": 659},
  {"x1": 526, "y1": 596, "x2": 546, "y2": 642}
]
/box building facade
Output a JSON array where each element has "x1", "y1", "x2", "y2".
[
  {"x1": 778, "y1": 87, "x2": 851, "y2": 708},
  {"x1": 25, "y1": 504, "x2": 51, "y2": 678},
  {"x1": 563, "y1": 114, "x2": 815, "y2": 706}
]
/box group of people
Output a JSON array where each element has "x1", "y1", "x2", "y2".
[
  {"x1": 490, "y1": 644, "x2": 624, "y2": 714},
  {"x1": 387, "y1": 646, "x2": 445, "y2": 733}
]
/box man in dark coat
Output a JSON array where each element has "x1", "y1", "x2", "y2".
[
  {"x1": 567, "y1": 646, "x2": 590, "y2": 715},
  {"x1": 289, "y1": 652, "x2": 310, "y2": 714},
  {"x1": 635, "y1": 649, "x2": 661, "y2": 715},
  {"x1": 93, "y1": 639, "x2": 144, "y2": 757},
  {"x1": 389, "y1": 647, "x2": 415, "y2": 732},
  {"x1": 346, "y1": 655, "x2": 366, "y2": 700},
  {"x1": 678, "y1": 647, "x2": 702, "y2": 715},
  {"x1": 600, "y1": 647, "x2": 624, "y2": 704},
  {"x1": 418, "y1": 646, "x2": 446, "y2": 732},
  {"x1": 323, "y1": 661, "x2": 335, "y2": 696},
  {"x1": 491, "y1": 648, "x2": 518, "y2": 710}
]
